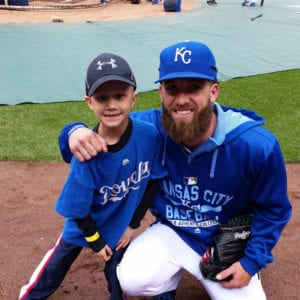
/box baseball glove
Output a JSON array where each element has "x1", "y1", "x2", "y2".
[{"x1": 200, "y1": 214, "x2": 252, "y2": 281}]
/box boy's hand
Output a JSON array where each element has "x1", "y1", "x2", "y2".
[
  {"x1": 69, "y1": 127, "x2": 108, "y2": 162},
  {"x1": 97, "y1": 244, "x2": 113, "y2": 262},
  {"x1": 116, "y1": 227, "x2": 135, "y2": 250}
]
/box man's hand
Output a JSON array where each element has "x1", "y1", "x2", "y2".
[
  {"x1": 216, "y1": 261, "x2": 252, "y2": 288},
  {"x1": 116, "y1": 227, "x2": 135, "y2": 250},
  {"x1": 69, "y1": 127, "x2": 107, "y2": 162},
  {"x1": 97, "y1": 244, "x2": 113, "y2": 262}
]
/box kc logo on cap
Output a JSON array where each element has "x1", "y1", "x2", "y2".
[
  {"x1": 155, "y1": 41, "x2": 218, "y2": 83},
  {"x1": 174, "y1": 47, "x2": 192, "y2": 64}
]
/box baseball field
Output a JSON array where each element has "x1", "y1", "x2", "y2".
[{"x1": 0, "y1": 1, "x2": 299, "y2": 299}]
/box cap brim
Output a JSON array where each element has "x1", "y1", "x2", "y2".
[
  {"x1": 154, "y1": 72, "x2": 216, "y2": 83},
  {"x1": 88, "y1": 75, "x2": 136, "y2": 96}
]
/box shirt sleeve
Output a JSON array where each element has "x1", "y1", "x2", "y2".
[
  {"x1": 240, "y1": 140, "x2": 292, "y2": 275},
  {"x1": 129, "y1": 180, "x2": 158, "y2": 229},
  {"x1": 58, "y1": 122, "x2": 88, "y2": 163},
  {"x1": 75, "y1": 214, "x2": 106, "y2": 252},
  {"x1": 55, "y1": 159, "x2": 96, "y2": 219}
]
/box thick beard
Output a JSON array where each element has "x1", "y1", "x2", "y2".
[{"x1": 162, "y1": 102, "x2": 213, "y2": 146}]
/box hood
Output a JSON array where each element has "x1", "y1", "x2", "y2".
[
  {"x1": 164, "y1": 103, "x2": 266, "y2": 178},
  {"x1": 187, "y1": 103, "x2": 265, "y2": 159}
]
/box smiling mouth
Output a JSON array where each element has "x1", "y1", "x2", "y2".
[
  {"x1": 104, "y1": 113, "x2": 121, "y2": 118},
  {"x1": 174, "y1": 110, "x2": 192, "y2": 115},
  {"x1": 173, "y1": 109, "x2": 194, "y2": 120}
]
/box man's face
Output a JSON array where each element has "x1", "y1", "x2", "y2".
[{"x1": 160, "y1": 78, "x2": 218, "y2": 146}]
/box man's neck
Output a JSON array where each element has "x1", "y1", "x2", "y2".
[{"x1": 184, "y1": 112, "x2": 217, "y2": 150}]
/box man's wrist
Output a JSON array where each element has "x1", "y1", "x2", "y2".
[{"x1": 67, "y1": 123, "x2": 88, "y2": 138}]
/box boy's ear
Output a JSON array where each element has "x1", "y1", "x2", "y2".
[
  {"x1": 131, "y1": 92, "x2": 138, "y2": 108},
  {"x1": 84, "y1": 96, "x2": 93, "y2": 110}
]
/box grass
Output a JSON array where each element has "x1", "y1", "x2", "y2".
[{"x1": 0, "y1": 69, "x2": 299, "y2": 162}]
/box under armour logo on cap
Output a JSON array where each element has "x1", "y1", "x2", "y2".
[
  {"x1": 86, "y1": 53, "x2": 136, "y2": 96},
  {"x1": 96, "y1": 58, "x2": 118, "y2": 70},
  {"x1": 155, "y1": 41, "x2": 218, "y2": 83}
]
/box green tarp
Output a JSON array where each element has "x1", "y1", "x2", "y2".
[{"x1": 0, "y1": 0, "x2": 299, "y2": 104}]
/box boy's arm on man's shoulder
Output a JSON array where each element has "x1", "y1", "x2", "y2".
[{"x1": 129, "y1": 180, "x2": 158, "y2": 229}]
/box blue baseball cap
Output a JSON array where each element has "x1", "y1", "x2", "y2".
[
  {"x1": 85, "y1": 53, "x2": 136, "y2": 96},
  {"x1": 155, "y1": 41, "x2": 218, "y2": 83}
]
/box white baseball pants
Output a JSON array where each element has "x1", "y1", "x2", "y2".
[{"x1": 117, "y1": 223, "x2": 266, "y2": 300}]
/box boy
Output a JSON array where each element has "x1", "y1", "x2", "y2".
[{"x1": 19, "y1": 53, "x2": 167, "y2": 300}]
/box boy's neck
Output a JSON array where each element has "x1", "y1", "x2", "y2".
[
  {"x1": 95, "y1": 118, "x2": 132, "y2": 152},
  {"x1": 98, "y1": 118, "x2": 129, "y2": 145}
]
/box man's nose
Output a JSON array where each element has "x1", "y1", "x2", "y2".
[{"x1": 175, "y1": 92, "x2": 188, "y2": 105}]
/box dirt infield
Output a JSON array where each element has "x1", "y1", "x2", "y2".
[{"x1": 0, "y1": 161, "x2": 299, "y2": 299}]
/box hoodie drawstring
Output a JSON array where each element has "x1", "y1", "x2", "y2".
[{"x1": 210, "y1": 148, "x2": 219, "y2": 178}]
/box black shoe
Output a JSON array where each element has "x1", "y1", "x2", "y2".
[{"x1": 207, "y1": 0, "x2": 217, "y2": 5}]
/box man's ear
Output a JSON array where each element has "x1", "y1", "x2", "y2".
[
  {"x1": 210, "y1": 83, "x2": 219, "y2": 103},
  {"x1": 159, "y1": 84, "x2": 163, "y2": 102}
]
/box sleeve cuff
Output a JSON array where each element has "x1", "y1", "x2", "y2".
[{"x1": 240, "y1": 256, "x2": 262, "y2": 276}]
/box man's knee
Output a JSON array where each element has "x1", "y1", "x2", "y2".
[
  {"x1": 118, "y1": 265, "x2": 145, "y2": 295},
  {"x1": 117, "y1": 264, "x2": 160, "y2": 296}
]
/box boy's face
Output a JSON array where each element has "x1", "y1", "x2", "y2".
[{"x1": 85, "y1": 80, "x2": 137, "y2": 130}]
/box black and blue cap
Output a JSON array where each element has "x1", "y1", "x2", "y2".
[{"x1": 85, "y1": 53, "x2": 136, "y2": 96}]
